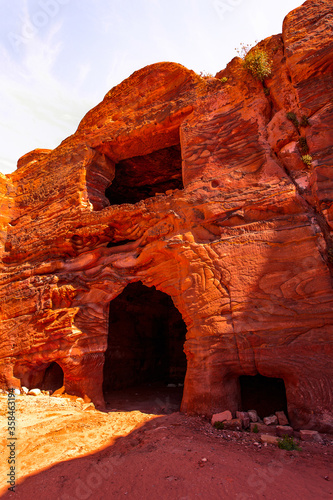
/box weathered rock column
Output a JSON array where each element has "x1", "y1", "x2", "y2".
[
  {"x1": 61, "y1": 352, "x2": 105, "y2": 407},
  {"x1": 181, "y1": 334, "x2": 242, "y2": 415}
]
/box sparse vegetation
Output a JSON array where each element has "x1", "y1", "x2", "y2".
[
  {"x1": 236, "y1": 42, "x2": 272, "y2": 82},
  {"x1": 243, "y1": 49, "x2": 272, "y2": 81},
  {"x1": 287, "y1": 112, "x2": 299, "y2": 129},
  {"x1": 213, "y1": 421, "x2": 225, "y2": 430},
  {"x1": 264, "y1": 88, "x2": 270, "y2": 96},
  {"x1": 298, "y1": 137, "x2": 309, "y2": 155},
  {"x1": 327, "y1": 248, "x2": 333, "y2": 263},
  {"x1": 199, "y1": 71, "x2": 214, "y2": 79},
  {"x1": 220, "y1": 77, "x2": 228, "y2": 83},
  {"x1": 302, "y1": 154, "x2": 313, "y2": 166},
  {"x1": 300, "y1": 115, "x2": 310, "y2": 127},
  {"x1": 235, "y1": 42, "x2": 254, "y2": 58},
  {"x1": 277, "y1": 435, "x2": 302, "y2": 451},
  {"x1": 252, "y1": 424, "x2": 259, "y2": 433}
]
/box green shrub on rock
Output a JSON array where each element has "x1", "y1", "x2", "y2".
[
  {"x1": 302, "y1": 154, "x2": 313, "y2": 166},
  {"x1": 243, "y1": 49, "x2": 272, "y2": 81},
  {"x1": 278, "y1": 435, "x2": 301, "y2": 451}
]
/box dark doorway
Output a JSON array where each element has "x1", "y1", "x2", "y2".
[
  {"x1": 105, "y1": 144, "x2": 183, "y2": 205},
  {"x1": 103, "y1": 282, "x2": 187, "y2": 412},
  {"x1": 240, "y1": 374, "x2": 288, "y2": 418},
  {"x1": 40, "y1": 362, "x2": 64, "y2": 393}
]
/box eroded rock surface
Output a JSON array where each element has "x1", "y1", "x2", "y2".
[{"x1": 0, "y1": 0, "x2": 332, "y2": 431}]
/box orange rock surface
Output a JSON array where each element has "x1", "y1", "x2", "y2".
[{"x1": 1, "y1": 0, "x2": 333, "y2": 431}]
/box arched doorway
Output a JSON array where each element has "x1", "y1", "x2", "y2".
[
  {"x1": 40, "y1": 362, "x2": 64, "y2": 393},
  {"x1": 103, "y1": 282, "x2": 187, "y2": 413}
]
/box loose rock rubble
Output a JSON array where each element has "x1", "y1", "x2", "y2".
[
  {"x1": 211, "y1": 409, "x2": 328, "y2": 446},
  {"x1": 211, "y1": 410, "x2": 232, "y2": 425},
  {"x1": 276, "y1": 410, "x2": 289, "y2": 426},
  {"x1": 300, "y1": 430, "x2": 324, "y2": 444},
  {"x1": 276, "y1": 425, "x2": 294, "y2": 437},
  {"x1": 264, "y1": 415, "x2": 278, "y2": 426},
  {"x1": 248, "y1": 410, "x2": 259, "y2": 423}
]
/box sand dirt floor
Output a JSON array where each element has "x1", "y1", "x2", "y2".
[{"x1": 0, "y1": 387, "x2": 332, "y2": 499}]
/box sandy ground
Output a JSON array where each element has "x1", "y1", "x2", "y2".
[{"x1": 0, "y1": 389, "x2": 332, "y2": 500}]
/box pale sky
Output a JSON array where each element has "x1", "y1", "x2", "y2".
[{"x1": 0, "y1": 0, "x2": 303, "y2": 175}]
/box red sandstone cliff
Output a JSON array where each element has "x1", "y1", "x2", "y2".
[{"x1": 0, "y1": 0, "x2": 332, "y2": 431}]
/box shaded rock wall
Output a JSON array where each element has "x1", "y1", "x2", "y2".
[{"x1": 0, "y1": 0, "x2": 332, "y2": 431}]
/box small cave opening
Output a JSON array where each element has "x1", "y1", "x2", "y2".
[
  {"x1": 240, "y1": 374, "x2": 288, "y2": 418},
  {"x1": 105, "y1": 144, "x2": 183, "y2": 205},
  {"x1": 103, "y1": 281, "x2": 187, "y2": 413},
  {"x1": 40, "y1": 362, "x2": 64, "y2": 393},
  {"x1": 106, "y1": 239, "x2": 135, "y2": 249}
]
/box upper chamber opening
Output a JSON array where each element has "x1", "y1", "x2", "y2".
[{"x1": 105, "y1": 144, "x2": 183, "y2": 205}]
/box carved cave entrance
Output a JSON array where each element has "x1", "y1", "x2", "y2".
[
  {"x1": 240, "y1": 374, "x2": 288, "y2": 418},
  {"x1": 103, "y1": 282, "x2": 187, "y2": 413},
  {"x1": 40, "y1": 362, "x2": 64, "y2": 393},
  {"x1": 105, "y1": 144, "x2": 183, "y2": 205}
]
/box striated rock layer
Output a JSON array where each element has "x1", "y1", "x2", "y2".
[{"x1": 1, "y1": 0, "x2": 333, "y2": 431}]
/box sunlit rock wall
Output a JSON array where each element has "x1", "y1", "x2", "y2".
[{"x1": 0, "y1": 0, "x2": 332, "y2": 431}]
